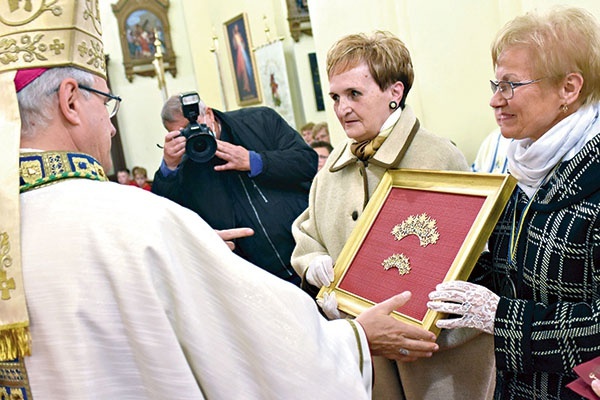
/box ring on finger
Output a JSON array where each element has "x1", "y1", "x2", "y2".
[
  {"x1": 399, "y1": 348, "x2": 409, "y2": 356},
  {"x1": 460, "y1": 301, "x2": 472, "y2": 312}
]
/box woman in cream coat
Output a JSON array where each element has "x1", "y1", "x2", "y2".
[{"x1": 292, "y1": 31, "x2": 495, "y2": 399}]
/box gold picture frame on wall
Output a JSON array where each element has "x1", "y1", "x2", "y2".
[
  {"x1": 285, "y1": 0, "x2": 312, "y2": 42},
  {"x1": 112, "y1": 0, "x2": 177, "y2": 82},
  {"x1": 224, "y1": 13, "x2": 261, "y2": 106},
  {"x1": 318, "y1": 169, "x2": 516, "y2": 335}
]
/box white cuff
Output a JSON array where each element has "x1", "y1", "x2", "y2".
[{"x1": 346, "y1": 319, "x2": 372, "y2": 397}]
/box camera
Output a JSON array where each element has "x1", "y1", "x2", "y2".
[{"x1": 179, "y1": 91, "x2": 217, "y2": 163}]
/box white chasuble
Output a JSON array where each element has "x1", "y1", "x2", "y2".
[{"x1": 20, "y1": 179, "x2": 371, "y2": 399}]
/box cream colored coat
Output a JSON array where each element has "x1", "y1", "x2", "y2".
[{"x1": 292, "y1": 106, "x2": 495, "y2": 400}]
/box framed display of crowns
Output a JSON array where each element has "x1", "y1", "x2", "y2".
[
  {"x1": 112, "y1": 0, "x2": 177, "y2": 82},
  {"x1": 318, "y1": 169, "x2": 516, "y2": 335}
]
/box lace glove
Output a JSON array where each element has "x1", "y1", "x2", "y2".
[
  {"x1": 305, "y1": 255, "x2": 334, "y2": 288},
  {"x1": 316, "y1": 291, "x2": 341, "y2": 320},
  {"x1": 427, "y1": 281, "x2": 499, "y2": 335}
]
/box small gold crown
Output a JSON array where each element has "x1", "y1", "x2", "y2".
[
  {"x1": 391, "y1": 213, "x2": 439, "y2": 247},
  {"x1": 382, "y1": 253, "x2": 411, "y2": 275}
]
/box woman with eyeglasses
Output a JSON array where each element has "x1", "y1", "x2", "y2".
[{"x1": 428, "y1": 6, "x2": 600, "y2": 400}]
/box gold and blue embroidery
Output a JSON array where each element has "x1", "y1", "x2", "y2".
[
  {"x1": 0, "y1": 357, "x2": 32, "y2": 399},
  {"x1": 20, "y1": 151, "x2": 108, "y2": 192}
]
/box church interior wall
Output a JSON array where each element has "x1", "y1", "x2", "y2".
[{"x1": 100, "y1": 0, "x2": 600, "y2": 174}]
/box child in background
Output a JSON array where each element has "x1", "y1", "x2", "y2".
[{"x1": 132, "y1": 166, "x2": 152, "y2": 191}]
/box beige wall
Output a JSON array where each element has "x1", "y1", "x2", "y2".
[{"x1": 101, "y1": 0, "x2": 600, "y2": 172}]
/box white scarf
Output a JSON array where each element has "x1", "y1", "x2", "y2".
[
  {"x1": 379, "y1": 106, "x2": 402, "y2": 136},
  {"x1": 507, "y1": 102, "x2": 600, "y2": 198}
]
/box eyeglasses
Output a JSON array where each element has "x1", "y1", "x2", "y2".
[
  {"x1": 490, "y1": 78, "x2": 545, "y2": 100},
  {"x1": 78, "y1": 84, "x2": 122, "y2": 118}
]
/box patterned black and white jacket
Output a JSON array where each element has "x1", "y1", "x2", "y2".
[{"x1": 472, "y1": 133, "x2": 600, "y2": 400}]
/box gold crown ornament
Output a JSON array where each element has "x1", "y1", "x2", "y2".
[{"x1": 0, "y1": 0, "x2": 106, "y2": 363}]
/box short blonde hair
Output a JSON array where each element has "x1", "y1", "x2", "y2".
[
  {"x1": 326, "y1": 31, "x2": 414, "y2": 108},
  {"x1": 300, "y1": 122, "x2": 315, "y2": 132},
  {"x1": 491, "y1": 6, "x2": 600, "y2": 105},
  {"x1": 132, "y1": 166, "x2": 147, "y2": 178}
]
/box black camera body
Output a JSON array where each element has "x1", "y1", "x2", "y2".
[{"x1": 179, "y1": 92, "x2": 217, "y2": 163}]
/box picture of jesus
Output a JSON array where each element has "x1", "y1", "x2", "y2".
[{"x1": 225, "y1": 13, "x2": 261, "y2": 105}]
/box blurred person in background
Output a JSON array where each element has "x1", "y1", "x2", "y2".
[{"x1": 310, "y1": 140, "x2": 333, "y2": 171}]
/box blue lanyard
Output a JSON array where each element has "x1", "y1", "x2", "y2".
[{"x1": 487, "y1": 134, "x2": 510, "y2": 173}]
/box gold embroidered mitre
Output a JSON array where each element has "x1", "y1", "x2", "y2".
[
  {"x1": 0, "y1": 0, "x2": 106, "y2": 77},
  {"x1": 0, "y1": 0, "x2": 106, "y2": 362}
]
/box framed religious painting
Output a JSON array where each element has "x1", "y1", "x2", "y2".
[
  {"x1": 224, "y1": 13, "x2": 262, "y2": 106},
  {"x1": 318, "y1": 169, "x2": 516, "y2": 335},
  {"x1": 112, "y1": 0, "x2": 177, "y2": 82}
]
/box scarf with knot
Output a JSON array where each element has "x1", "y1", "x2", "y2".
[
  {"x1": 350, "y1": 134, "x2": 389, "y2": 161},
  {"x1": 350, "y1": 108, "x2": 401, "y2": 161}
]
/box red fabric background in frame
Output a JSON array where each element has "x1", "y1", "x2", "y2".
[{"x1": 338, "y1": 187, "x2": 485, "y2": 322}]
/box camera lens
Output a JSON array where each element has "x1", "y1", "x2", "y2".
[
  {"x1": 185, "y1": 128, "x2": 217, "y2": 163},
  {"x1": 191, "y1": 138, "x2": 208, "y2": 153}
]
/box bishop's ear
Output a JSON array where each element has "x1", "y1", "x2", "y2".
[{"x1": 57, "y1": 78, "x2": 83, "y2": 125}]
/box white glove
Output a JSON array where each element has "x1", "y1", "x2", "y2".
[
  {"x1": 305, "y1": 255, "x2": 334, "y2": 288},
  {"x1": 316, "y1": 291, "x2": 341, "y2": 320},
  {"x1": 427, "y1": 280, "x2": 499, "y2": 335},
  {"x1": 592, "y1": 379, "x2": 600, "y2": 396}
]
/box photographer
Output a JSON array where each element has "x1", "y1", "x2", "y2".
[{"x1": 152, "y1": 93, "x2": 317, "y2": 284}]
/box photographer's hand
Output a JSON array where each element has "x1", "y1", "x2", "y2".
[
  {"x1": 214, "y1": 140, "x2": 251, "y2": 172},
  {"x1": 163, "y1": 130, "x2": 186, "y2": 170}
]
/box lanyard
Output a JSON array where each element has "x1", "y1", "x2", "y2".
[
  {"x1": 498, "y1": 190, "x2": 535, "y2": 299},
  {"x1": 508, "y1": 191, "x2": 536, "y2": 265},
  {"x1": 506, "y1": 162, "x2": 561, "y2": 290},
  {"x1": 487, "y1": 135, "x2": 510, "y2": 173},
  {"x1": 508, "y1": 161, "x2": 563, "y2": 262}
]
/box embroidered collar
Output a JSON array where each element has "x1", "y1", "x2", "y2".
[{"x1": 19, "y1": 151, "x2": 108, "y2": 193}]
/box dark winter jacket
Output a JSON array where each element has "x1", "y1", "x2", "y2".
[{"x1": 152, "y1": 107, "x2": 317, "y2": 282}]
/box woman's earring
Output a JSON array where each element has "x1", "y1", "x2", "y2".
[
  {"x1": 562, "y1": 104, "x2": 569, "y2": 113},
  {"x1": 389, "y1": 101, "x2": 398, "y2": 110}
]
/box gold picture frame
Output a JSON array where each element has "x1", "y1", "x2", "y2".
[
  {"x1": 285, "y1": 0, "x2": 312, "y2": 42},
  {"x1": 112, "y1": 0, "x2": 177, "y2": 82},
  {"x1": 223, "y1": 13, "x2": 262, "y2": 106},
  {"x1": 318, "y1": 169, "x2": 516, "y2": 335}
]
